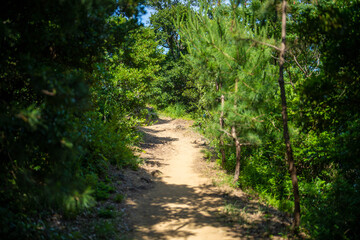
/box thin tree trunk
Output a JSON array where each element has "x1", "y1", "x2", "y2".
[
  {"x1": 232, "y1": 79, "x2": 241, "y2": 183},
  {"x1": 232, "y1": 126, "x2": 241, "y2": 183},
  {"x1": 278, "y1": 0, "x2": 301, "y2": 229},
  {"x1": 219, "y1": 139, "x2": 226, "y2": 167},
  {"x1": 219, "y1": 94, "x2": 226, "y2": 167}
]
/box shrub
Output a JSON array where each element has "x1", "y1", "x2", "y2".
[
  {"x1": 94, "y1": 182, "x2": 115, "y2": 201},
  {"x1": 94, "y1": 220, "x2": 117, "y2": 239},
  {"x1": 98, "y1": 206, "x2": 116, "y2": 219},
  {"x1": 114, "y1": 194, "x2": 126, "y2": 203}
]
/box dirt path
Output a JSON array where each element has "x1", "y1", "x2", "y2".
[{"x1": 125, "y1": 117, "x2": 290, "y2": 240}]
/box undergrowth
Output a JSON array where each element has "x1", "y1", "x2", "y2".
[{"x1": 155, "y1": 103, "x2": 194, "y2": 120}]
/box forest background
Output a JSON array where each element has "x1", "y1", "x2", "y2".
[{"x1": 1, "y1": 0, "x2": 359, "y2": 239}]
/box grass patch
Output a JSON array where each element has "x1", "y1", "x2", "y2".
[
  {"x1": 157, "y1": 103, "x2": 193, "y2": 120},
  {"x1": 201, "y1": 149, "x2": 214, "y2": 162},
  {"x1": 212, "y1": 171, "x2": 237, "y2": 188},
  {"x1": 222, "y1": 201, "x2": 249, "y2": 225}
]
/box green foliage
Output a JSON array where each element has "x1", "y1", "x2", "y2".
[
  {"x1": 1, "y1": 0, "x2": 118, "y2": 232},
  {"x1": 302, "y1": 177, "x2": 360, "y2": 239},
  {"x1": 149, "y1": 2, "x2": 189, "y2": 60},
  {"x1": 160, "y1": 103, "x2": 193, "y2": 119},
  {"x1": 147, "y1": 2, "x2": 198, "y2": 111},
  {"x1": 179, "y1": 1, "x2": 279, "y2": 146},
  {"x1": 85, "y1": 173, "x2": 100, "y2": 188},
  {"x1": 151, "y1": 59, "x2": 196, "y2": 110},
  {"x1": 64, "y1": 187, "x2": 96, "y2": 215},
  {"x1": 0, "y1": 0, "x2": 162, "y2": 238},
  {"x1": 78, "y1": 112, "x2": 138, "y2": 174},
  {"x1": 201, "y1": 149, "x2": 214, "y2": 162},
  {"x1": 94, "y1": 182, "x2": 115, "y2": 201},
  {"x1": 114, "y1": 193, "x2": 126, "y2": 203},
  {"x1": 94, "y1": 220, "x2": 117, "y2": 239},
  {"x1": 288, "y1": 1, "x2": 360, "y2": 238},
  {"x1": 98, "y1": 205, "x2": 117, "y2": 219},
  {"x1": 0, "y1": 207, "x2": 83, "y2": 239}
]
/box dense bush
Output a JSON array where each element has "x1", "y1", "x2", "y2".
[{"x1": 0, "y1": 0, "x2": 161, "y2": 238}]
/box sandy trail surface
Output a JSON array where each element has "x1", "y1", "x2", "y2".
[
  {"x1": 125, "y1": 117, "x2": 290, "y2": 240},
  {"x1": 126, "y1": 117, "x2": 238, "y2": 239}
]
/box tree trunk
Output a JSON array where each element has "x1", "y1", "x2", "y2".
[
  {"x1": 234, "y1": 141, "x2": 241, "y2": 182},
  {"x1": 232, "y1": 126, "x2": 241, "y2": 183},
  {"x1": 278, "y1": 0, "x2": 301, "y2": 229},
  {"x1": 232, "y1": 79, "x2": 241, "y2": 183},
  {"x1": 219, "y1": 94, "x2": 226, "y2": 167}
]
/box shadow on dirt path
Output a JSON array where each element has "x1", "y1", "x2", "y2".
[{"x1": 124, "y1": 117, "x2": 290, "y2": 240}]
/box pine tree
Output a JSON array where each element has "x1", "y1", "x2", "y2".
[{"x1": 178, "y1": 2, "x2": 278, "y2": 182}]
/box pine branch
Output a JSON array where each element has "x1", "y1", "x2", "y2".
[
  {"x1": 238, "y1": 37, "x2": 281, "y2": 52},
  {"x1": 234, "y1": 112, "x2": 264, "y2": 122},
  {"x1": 238, "y1": 42, "x2": 256, "y2": 64},
  {"x1": 286, "y1": 68, "x2": 296, "y2": 90},
  {"x1": 288, "y1": 51, "x2": 320, "y2": 78},
  {"x1": 219, "y1": 129, "x2": 252, "y2": 146},
  {"x1": 269, "y1": 119, "x2": 281, "y2": 132},
  {"x1": 211, "y1": 42, "x2": 236, "y2": 62},
  {"x1": 219, "y1": 128, "x2": 232, "y2": 138},
  {"x1": 251, "y1": 114, "x2": 265, "y2": 122},
  {"x1": 288, "y1": 51, "x2": 308, "y2": 76},
  {"x1": 241, "y1": 81, "x2": 255, "y2": 91}
]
